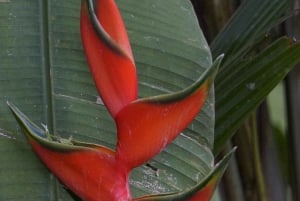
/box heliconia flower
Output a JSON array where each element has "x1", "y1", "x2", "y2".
[
  {"x1": 8, "y1": 101, "x2": 233, "y2": 201},
  {"x1": 80, "y1": 0, "x2": 223, "y2": 170},
  {"x1": 7, "y1": 0, "x2": 232, "y2": 200}
]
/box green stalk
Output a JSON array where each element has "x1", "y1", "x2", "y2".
[
  {"x1": 233, "y1": 113, "x2": 268, "y2": 201},
  {"x1": 250, "y1": 113, "x2": 268, "y2": 201}
]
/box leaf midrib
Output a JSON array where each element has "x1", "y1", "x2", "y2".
[{"x1": 39, "y1": 1, "x2": 60, "y2": 200}]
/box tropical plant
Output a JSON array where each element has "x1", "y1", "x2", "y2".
[{"x1": 0, "y1": 0, "x2": 299, "y2": 200}]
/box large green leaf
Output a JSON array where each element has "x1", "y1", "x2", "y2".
[{"x1": 0, "y1": 0, "x2": 217, "y2": 200}]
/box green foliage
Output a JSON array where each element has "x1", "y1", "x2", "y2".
[{"x1": 211, "y1": 0, "x2": 300, "y2": 153}]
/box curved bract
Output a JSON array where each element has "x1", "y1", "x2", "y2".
[
  {"x1": 116, "y1": 56, "x2": 222, "y2": 169},
  {"x1": 8, "y1": 102, "x2": 131, "y2": 201},
  {"x1": 81, "y1": 0, "x2": 137, "y2": 117},
  {"x1": 7, "y1": 0, "x2": 231, "y2": 200}
]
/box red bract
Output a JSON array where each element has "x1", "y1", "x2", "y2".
[
  {"x1": 29, "y1": 141, "x2": 130, "y2": 201},
  {"x1": 8, "y1": 0, "x2": 231, "y2": 201},
  {"x1": 115, "y1": 62, "x2": 219, "y2": 169},
  {"x1": 81, "y1": 0, "x2": 137, "y2": 118},
  {"x1": 8, "y1": 103, "x2": 131, "y2": 201}
]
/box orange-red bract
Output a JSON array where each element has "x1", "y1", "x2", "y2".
[
  {"x1": 29, "y1": 140, "x2": 131, "y2": 201},
  {"x1": 116, "y1": 81, "x2": 211, "y2": 169},
  {"x1": 8, "y1": 101, "x2": 131, "y2": 201},
  {"x1": 80, "y1": 0, "x2": 137, "y2": 118},
  {"x1": 115, "y1": 55, "x2": 221, "y2": 169}
]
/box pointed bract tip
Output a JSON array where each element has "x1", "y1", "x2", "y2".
[{"x1": 84, "y1": 0, "x2": 132, "y2": 59}]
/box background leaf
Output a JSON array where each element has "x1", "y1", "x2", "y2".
[
  {"x1": 188, "y1": 0, "x2": 300, "y2": 200},
  {"x1": 210, "y1": 0, "x2": 300, "y2": 153},
  {"x1": 0, "y1": 0, "x2": 216, "y2": 200}
]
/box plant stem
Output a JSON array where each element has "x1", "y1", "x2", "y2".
[
  {"x1": 233, "y1": 113, "x2": 268, "y2": 201},
  {"x1": 250, "y1": 113, "x2": 268, "y2": 201},
  {"x1": 285, "y1": 1, "x2": 300, "y2": 199}
]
